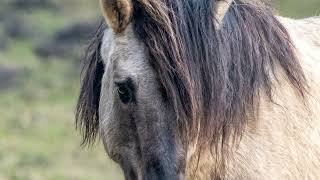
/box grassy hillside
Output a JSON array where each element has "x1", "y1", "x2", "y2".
[
  {"x1": 277, "y1": 0, "x2": 320, "y2": 18},
  {"x1": 0, "y1": 0, "x2": 318, "y2": 180},
  {"x1": 0, "y1": 1, "x2": 123, "y2": 180}
]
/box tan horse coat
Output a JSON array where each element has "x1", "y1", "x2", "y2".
[{"x1": 187, "y1": 17, "x2": 320, "y2": 180}]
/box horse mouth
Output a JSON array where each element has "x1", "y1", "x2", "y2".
[{"x1": 121, "y1": 159, "x2": 185, "y2": 180}]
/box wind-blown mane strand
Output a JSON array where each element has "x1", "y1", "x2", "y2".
[
  {"x1": 133, "y1": 0, "x2": 307, "y2": 176},
  {"x1": 75, "y1": 21, "x2": 106, "y2": 146}
]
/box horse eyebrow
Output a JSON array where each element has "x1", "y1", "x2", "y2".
[{"x1": 115, "y1": 77, "x2": 136, "y2": 91}]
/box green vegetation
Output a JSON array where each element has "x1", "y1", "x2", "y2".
[
  {"x1": 0, "y1": 0, "x2": 318, "y2": 179},
  {"x1": 277, "y1": 0, "x2": 320, "y2": 18},
  {"x1": 0, "y1": 1, "x2": 122, "y2": 179}
]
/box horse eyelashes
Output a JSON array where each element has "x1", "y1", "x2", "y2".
[
  {"x1": 115, "y1": 78, "x2": 136, "y2": 104},
  {"x1": 117, "y1": 84, "x2": 133, "y2": 104}
]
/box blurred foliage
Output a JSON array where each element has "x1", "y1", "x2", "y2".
[
  {"x1": 0, "y1": 0, "x2": 122, "y2": 180},
  {"x1": 277, "y1": 0, "x2": 320, "y2": 18},
  {"x1": 0, "y1": 0, "x2": 318, "y2": 180}
]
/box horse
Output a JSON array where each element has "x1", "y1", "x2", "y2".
[{"x1": 76, "y1": 0, "x2": 320, "y2": 179}]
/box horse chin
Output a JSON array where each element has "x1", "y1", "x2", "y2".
[
  {"x1": 138, "y1": 170, "x2": 185, "y2": 180},
  {"x1": 121, "y1": 163, "x2": 185, "y2": 180},
  {"x1": 142, "y1": 164, "x2": 185, "y2": 180}
]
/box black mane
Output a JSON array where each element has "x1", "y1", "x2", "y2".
[
  {"x1": 133, "y1": 0, "x2": 307, "y2": 176},
  {"x1": 75, "y1": 21, "x2": 106, "y2": 146}
]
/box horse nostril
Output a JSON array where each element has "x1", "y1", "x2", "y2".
[
  {"x1": 123, "y1": 166, "x2": 138, "y2": 180},
  {"x1": 128, "y1": 168, "x2": 137, "y2": 180},
  {"x1": 120, "y1": 159, "x2": 138, "y2": 180},
  {"x1": 145, "y1": 160, "x2": 165, "y2": 180},
  {"x1": 144, "y1": 159, "x2": 183, "y2": 180}
]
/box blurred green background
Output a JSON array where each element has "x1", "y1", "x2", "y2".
[{"x1": 0, "y1": 0, "x2": 319, "y2": 180}]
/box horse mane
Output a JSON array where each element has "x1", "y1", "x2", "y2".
[
  {"x1": 75, "y1": 21, "x2": 106, "y2": 146},
  {"x1": 132, "y1": 0, "x2": 307, "y2": 174},
  {"x1": 76, "y1": 0, "x2": 307, "y2": 176}
]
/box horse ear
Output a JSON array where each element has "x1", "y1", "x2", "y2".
[
  {"x1": 215, "y1": 0, "x2": 232, "y2": 27},
  {"x1": 100, "y1": 0, "x2": 133, "y2": 33}
]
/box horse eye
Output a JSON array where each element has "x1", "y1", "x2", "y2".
[{"x1": 117, "y1": 84, "x2": 133, "y2": 104}]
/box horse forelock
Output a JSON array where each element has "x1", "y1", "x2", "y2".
[
  {"x1": 76, "y1": 21, "x2": 106, "y2": 146},
  {"x1": 132, "y1": 0, "x2": 307, "y2": 176}
]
